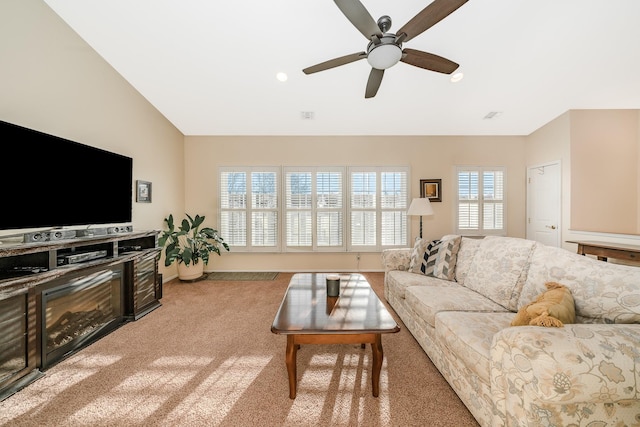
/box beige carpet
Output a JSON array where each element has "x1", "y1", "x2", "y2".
[{"x1": 0, "y1": 272, "x2": 479, "y2": 427}]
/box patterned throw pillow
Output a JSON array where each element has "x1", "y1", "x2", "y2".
[
  {"x1": 419, "y1": 235, "x2": 462, "y2": 281},
  {"x1": 418, "y1": 239, "x2": 442, "y2": 276},
  {"x1": 409, "y1": 237, "x2": 430, "y2": 273}
]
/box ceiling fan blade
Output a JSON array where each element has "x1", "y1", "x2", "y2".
[
  {"x1": 365, "y1": 68, "x2": 384, "y2": 98},
  {"x1": 334, "y1": 0, "x2": 382, "y2": 40},
  {"x1": 303, "y1": 52, "x2": 367, "y2": 75},
  {"x1": 400, "y1": 48, "x2": 459, "y2": 74},
  {"x1": 396, "y1": 0, "x2": 469, "y2": 43}
]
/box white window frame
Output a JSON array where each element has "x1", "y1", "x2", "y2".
[
  {"x1": 348, "y1": 166, "x2": 410, "y2": 252},
  {"x1": 454, "y1": 166, "x2": 506, "y2": 236},
  {"x1": 283, "y1": 166, "x2": 346, "y2": 252},
  {"x1": 219, "y1": 166, "x2": 409, "y2": 252},
  {"x1": 219, "y1": 167, "x2": 280, "y2": 252}
]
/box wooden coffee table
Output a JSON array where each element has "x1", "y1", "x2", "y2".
[{"x1": 271, "y1": 273, "x2": 400, "y2": 399}]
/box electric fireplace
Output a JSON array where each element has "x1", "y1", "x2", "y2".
[{"x1": 39, "y1": 266, "x2": 123, "y2": 369}]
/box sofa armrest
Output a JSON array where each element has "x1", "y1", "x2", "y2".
[
  {"x1": 490, "y1": 324, "x2": 640, "y2": 426},
  {"x1": 381, "y1": 248, "x2": 411, "y2": 273}
]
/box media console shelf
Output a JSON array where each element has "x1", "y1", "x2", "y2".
[{"x1": 0, "y1": 230, "x2": 161, "y2": 401}]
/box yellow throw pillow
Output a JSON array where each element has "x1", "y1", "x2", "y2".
[{"x1": 511, "y1": 282, "x2": 576, "y2": 327}]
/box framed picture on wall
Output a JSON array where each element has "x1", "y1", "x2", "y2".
[
  {"x1": 420, "y1": 179, "x2": 442, "y2": 202},
  {"x1": 136, "y1": 180, "x2": 152, "y2": 203}
]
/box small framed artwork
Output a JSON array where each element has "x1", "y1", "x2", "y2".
[
  {"x1": 136, "y1": 180, "x2": 152, "y2": 203},
  {"x1": 420, "y1": 179, "x2": 442, "y2": 202}
]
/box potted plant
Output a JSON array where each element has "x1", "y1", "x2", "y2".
[{"x1": 158, "y1": 213, "x2": 230, "y2": 280}]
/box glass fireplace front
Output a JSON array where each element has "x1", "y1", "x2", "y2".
[
  {"x1": 0, "y1": 292, "x2": 28, "y2": 384},
  {"x1": 40, "y1": 266, "x2": 123, "y2": 369}
]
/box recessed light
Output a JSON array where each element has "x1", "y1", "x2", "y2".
[
  {"x1": 276, "y1": 72, "x2": 288, "y2": 82},
  {"x1": 450, "y1": 72, "x2": 464, "y2": 83}
]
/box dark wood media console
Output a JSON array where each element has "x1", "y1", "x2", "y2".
[{"x1": 0, "y1": 230, "x2": 161, "y2": 401}]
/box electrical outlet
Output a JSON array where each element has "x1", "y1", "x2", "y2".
[{"x1": 356, "y1": 253, "x2": 361, "y2": 260}]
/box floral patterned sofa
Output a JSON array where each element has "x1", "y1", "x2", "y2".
[{"x1": 382, "y1": 235, "x2": 640, "y2": 427}]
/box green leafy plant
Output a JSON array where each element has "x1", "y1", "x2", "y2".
[{"x1": 158, "y1": 214, "x2": 229, "y2": 267}]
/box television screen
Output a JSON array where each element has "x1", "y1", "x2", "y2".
[{"x1": 0, "y1": 120, "x2": 133, "y2": 231}]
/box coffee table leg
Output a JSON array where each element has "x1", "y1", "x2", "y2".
[
  {"x1": 286, "y1": 335, "x2": 298, "y2": 399},
  {"x1": 371, "y1": 334, "x2": 383, "y2": 397}
]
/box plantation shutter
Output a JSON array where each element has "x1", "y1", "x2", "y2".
[
  {"x1": 219, "y1": 167, "x2": 279, "y2": 251},
  {"x1": 250, "y1": 171, "x2": 278, "y2": 247},
  {"x1": 380, "y1": 171, "x2": 408, "y2": 246},
  {"x1": 316, "y1": 171, "x2": 343, "y2": 247},
  {"x1": 350, "y1": 171, "x2": 377, "y2": 247},
  {"x1": 284, "y1": 167, "x2": 345, "y2": 251},
  {"x1": 349, "y1": 167, "x2": 408, "y2": 250},
  {"x1": 456, "y1": 166, "x2": 505, "y2": 235},
  {"x1": 285, "y1": 170, "x2": 312, "y2": 247},
  {"x1": 220, "y1": 171, "x2": 247, "y2": 246}
]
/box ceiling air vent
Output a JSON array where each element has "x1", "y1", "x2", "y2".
[{"x1": 483, "y1": 111, "x2": 503, "y2": 120}]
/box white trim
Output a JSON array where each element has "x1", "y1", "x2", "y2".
[{"x1": 568, "y1": 229, "x2": 640, "y2": 244}]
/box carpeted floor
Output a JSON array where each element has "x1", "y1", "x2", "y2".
[
  {"x1": 206, "y1": 271, "x2": 279, "y2": 281},
  {"x1": 0, "y1": 272, "x2": 479, "y2": 427}
]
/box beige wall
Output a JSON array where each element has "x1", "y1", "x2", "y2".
[
  {"x1": 0, "y1": 0, "x2": 186, "y2": 280},
  {"x1": 526, "y1": 112, "x2": 572, "y2": 249},
  {"x1": 184, "y1": 135, "x2": 526, "y2": 272},
  {"x1": 5, "y1": 1, "x2": 638, "y2": 278},
  {"x1": 570, "y1": 110, "x2": 639, "y2": 234},
  {"x1": 526, "y1": 110, "x2": 640, "y2": 257}
]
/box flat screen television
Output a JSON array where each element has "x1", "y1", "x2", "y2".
[{"x1": 0, "y1": 120, "x2": 133, "y2": 232}]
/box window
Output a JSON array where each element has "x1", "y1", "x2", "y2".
[
  {"x1": 284, "y1": 167, "x2": 344, "y2": 251},
  {"x1": 456, "y1": 166, "x2": 505, "y2": 235},
  {"x1": 220, "y1": 166, "x2": 409, "y2": 252},
  {"x1": 349, "y1": 168, "x2": 409, "y2": 250},
  {"x1": 220, "y1": 167, "x2": 279, "y2": 251}
]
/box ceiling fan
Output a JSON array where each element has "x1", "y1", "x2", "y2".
[{"x1": 303, "y1": 0, "x2": 469, "y2": 98}]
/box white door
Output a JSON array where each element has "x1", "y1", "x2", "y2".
[{"x1": 527, "y1": 161, "x2": 561, "y2": 247}]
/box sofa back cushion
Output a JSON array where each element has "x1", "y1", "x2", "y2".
[
  {"x1": 462, "y1": 236, "x2": 537, "y2": 311},
  {"x1": 454, "y1": 237, "x2": 483, "y2": 286},
  {"x1": 521, "y1": 244, "x2": 640, "y2": 324}
]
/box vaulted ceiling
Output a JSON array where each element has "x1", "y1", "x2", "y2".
[{"x1": 43, "y1": 0, "x2": 640, "y2": 136}]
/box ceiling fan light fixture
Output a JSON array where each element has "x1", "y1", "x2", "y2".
[{"x1": 367, "y1": 43, "x2": 402, "y2": 70}]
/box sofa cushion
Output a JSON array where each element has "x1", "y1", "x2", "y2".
[
  {"x1": 436, "y1": 311, "x2": 514, "y2": 383},
  {"x1": 463, "y1": 236, "x2": 537, "y2": 311},
  {"x1": 454, "y1": 237, "x2": 482, "y2": 286},
  {"x1": 521, "y1": 244, "x2": 640, "y2": 324},
  {"x1": 386, "y1": 270, "x2": 457, "y2": 300},
  {"x1": 404, "y1": 283, "x2": 510, "y2": 328}
]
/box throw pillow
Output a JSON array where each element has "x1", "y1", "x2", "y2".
[
  {"x1": 413, "y1": 235, "x2": 462, "y2": 280},
  {"x1": 409, "y1": 237, "x2": 430, "y2": 274},
  {"x1": 418, "y1": 239, "x2": 442, "y2": 276},
  {"x1": 427, "y1": 235, "x2": 462, "y2": 281},
  {"x1": 510, "y1": 282, "x2": 576, "y2": 327}
]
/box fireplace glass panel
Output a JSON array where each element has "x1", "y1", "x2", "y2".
[
  {"x1": 0, "y1": 293, "x2": 27, "y2": 383},
  {"x1": 42, "y1": 268, "x2": 122, "y2": 367}
]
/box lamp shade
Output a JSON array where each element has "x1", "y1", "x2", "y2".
[{"x1": 407, "y1": 198, "x2": 434, "y2": 217}]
